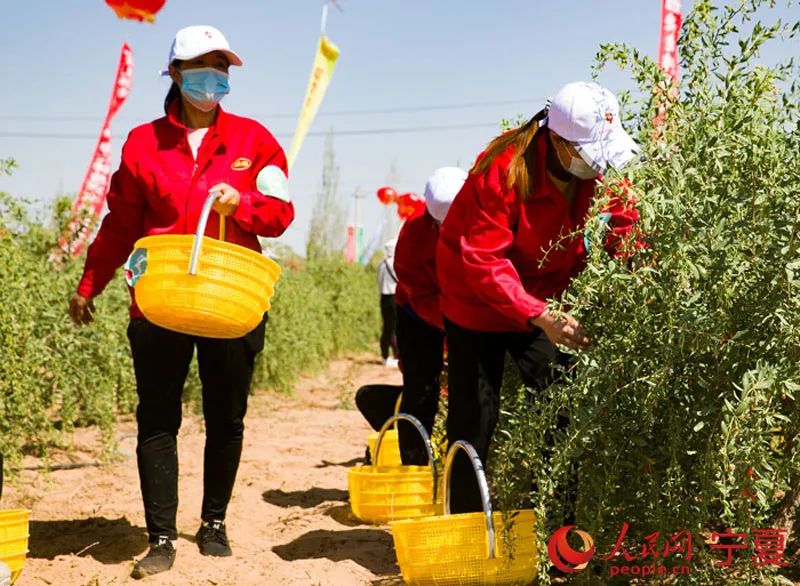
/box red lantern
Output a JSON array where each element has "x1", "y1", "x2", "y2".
[
  {"x1": 395, "y1": 193, "x2": 410, "y2": 218},
  {"x1": 409, "y1": 195, "x2": 426, "y2": 218},
  {"x1": 105, "y1": 0, "x2": 167, "y2": 22},
  {"x1": 376, "y1": 186, "x2": 397, "y2": 205},
  {"x1": 396, "y1": 193, "x2": 425, "y2": 220}
]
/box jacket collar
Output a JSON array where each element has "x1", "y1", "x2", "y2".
[
  {"x1": 531, "y1": 130, "x2": 598, "y2": 204},
  {"x1": 165, "y1": 98, "x2": 228, "y2": 136}
]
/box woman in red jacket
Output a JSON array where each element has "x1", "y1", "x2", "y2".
[
  {"x1": 437, "y1": 82, "x2": 640, "y2": 513},
  {"x1": 394, "y1": 166, "x2": 466, "y2": 464},
  {"x1": 68, "y1": 26, "x2": 294, "y2": 579}
]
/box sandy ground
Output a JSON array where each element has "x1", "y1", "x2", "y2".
[{"x1": 5, "y1": 353, "x2": 405, "y2": 586}]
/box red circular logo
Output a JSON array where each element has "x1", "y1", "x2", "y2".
[{"x1": 547, "y1": 525, "x2": 596, "y2": 573}]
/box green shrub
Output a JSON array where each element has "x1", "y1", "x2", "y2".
[
  {"x1": 489, "y1": 2, "x2": 800, "y2": 584},
  {"x1": 0, "y1": 183, "x2": 134, "y2": 462},
  {"x1": 255, "y1": 255, "x2": 380, "y2": 393}
]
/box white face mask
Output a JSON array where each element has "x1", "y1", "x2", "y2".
[
  {"x1": 566, "y1": 154, "x2": 599, "y2": 179},
  {"x1": 553, "y1": 134, "x2": 600, "y2": 180},
  {"x1": 179, "y1": 67, "x2": 230, "y2": 113}
]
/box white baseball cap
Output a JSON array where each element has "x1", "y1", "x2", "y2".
[
  {"x1": 545, "y1": 81, "x2": 639, "y2": 173},
  {"x1": 160, "y1": 25, "x2": 243, "y2": 76},
  {"x1": 423, "y1": 166, "x2": 468, "y2": 224}
]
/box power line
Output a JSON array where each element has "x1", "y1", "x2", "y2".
[
  {"x1": 0, "y1": 97, "x2": 539, "y2": 122},
  {"x1": 0, "y1": 121, "x2": 500, "y2": 141},
  {"x1": 311, "y1": 122, "x2": 499, "y2": 135},
  {"x1": 292, "y1": 97, "x2": 538, "y2": 117}
]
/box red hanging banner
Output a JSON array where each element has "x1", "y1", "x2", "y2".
[
  {"x1": 658, "y1": 0, "x2": 682, "y2": 80},
  {"x1": 653, "y1": 0, "x2": 681, "y2": 132},
  {"x1": 345, "y1": 225, "x2": 356, "y2": 263},
  {"x1": 51, "y1": 43, "x2": 134, "y2": 263}
]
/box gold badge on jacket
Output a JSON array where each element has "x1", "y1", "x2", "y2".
[{"x1": 231, "y1": 157, "x2": 252, "y2": 171}]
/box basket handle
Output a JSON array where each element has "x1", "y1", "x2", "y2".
[
  {"x1": 373, "y1": 413, "x2": 437, "y2": 502},
  {"x1": 189, "y1": 190, "x2": 226, "y2": 275},
  {"x1": 388, "y1": 392, "x2": 403, "y2": 430},
  {"x1": 442, "y1": 440, "x2": 496, "y2": 560}
]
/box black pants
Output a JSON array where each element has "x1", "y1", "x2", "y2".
[
  {"x1": 379, "y1": 294, "x2": 398, "y2": 360},
  {"x1": 396, "y1": 305, "x2": 445, "y2": 465},
  {"x1": 127, "y1": 315, "x2": 267, "y2": 543},
  {"x1": 444, "y1": 317, "x2": 568, "y2": 514}
]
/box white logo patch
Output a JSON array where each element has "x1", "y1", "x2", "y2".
[{"x1": 257, "y1": 165, "x2": 290, "y2": 203}]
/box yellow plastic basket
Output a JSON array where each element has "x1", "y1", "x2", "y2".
[
  {"x1": 366, "y1": 392, "x2": 404, "y2": 466},
  {"x1": 126, "y1": 191, "x2": 281, "y2": 339},
  {"x1": 367, "y1": 429, "x2": 402, "y2": 466},
  {"x1": 0, "y1": 509, "x2": 30, "y2": 584},
  {"x1": 390, "y1": 441, "x2": 538, "y2": 585},
  {"x1": 349, "y1": 414, "x2": 442, "y2": 524}
]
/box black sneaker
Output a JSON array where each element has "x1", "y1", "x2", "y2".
[
  {"x1": 131, "y1": 536, "x2": 176, "y2": 579},
  {"x1": 196, "y1": 519, "x2": 232, "y2": 557}
]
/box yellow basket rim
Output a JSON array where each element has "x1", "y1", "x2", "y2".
[
  {"x1": 389, "y1": 508, "x2": 535, "y2": 528},
  {"x1": 139, "y1": 251, "x2": 281, "y2": 278},
  {"x1": 349, "y1": 464, "x2": 432, "y2": 474},
  {"x1": 0, "y1": 509, "x2": 30, "y2": 519},
  {"x1": 133, "y1": 234, "x2": 280, "y2": 269}
]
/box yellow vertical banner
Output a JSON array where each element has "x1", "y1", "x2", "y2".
[{"x1": 286, "y1": 35, "x2": 340, "y2": 169}]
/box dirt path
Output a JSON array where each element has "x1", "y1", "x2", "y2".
[{"x1": 5, "y1": 353, "x2": 404, "y2": 586}]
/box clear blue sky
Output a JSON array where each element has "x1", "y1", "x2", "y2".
[{"x1": 1, "y1": 1, "x2": 796, "y2": 253}]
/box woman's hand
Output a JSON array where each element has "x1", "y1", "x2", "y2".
[
  {"x1": 210, "y1": 183, "x2": 241, "y2": 216},
  {"x1": 69, "y1": 293, "x2": 95, "y2": 325},
  {"x1": 530, "y1": 309, "x2": 591, "y2": 350}
]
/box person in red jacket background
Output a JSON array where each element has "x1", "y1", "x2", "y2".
[
  {"x1": 68, "y1": 26, "x2": 294, "y2": 579},
  {"x1": 394, "y1": 166, "x2": 467, "y2": 464},
  {"x1": 437, "y1": 81, "x2": 640, "y2": 513}
]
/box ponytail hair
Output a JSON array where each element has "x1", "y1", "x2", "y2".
[
  {"x1": 163, "y1": 59, "x2": 183, "y2": 114},
  {"x1": 471, "y1": 107, "x2": 549, "y2": 200}
]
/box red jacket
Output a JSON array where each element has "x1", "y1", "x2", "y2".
[
  {"x1": 394, "y1": 209, "x2": 443, "y2": 330},
  {"x1": 437, "y1": 131, "x2": 638, "y2": 332},
  {"x1": 77, "y1": 101, "x2": 294, "y2": 317}
]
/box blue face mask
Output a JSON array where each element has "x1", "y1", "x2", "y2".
[{"x1": 180, "y1": 67, "x2": 230, "y2": 112}]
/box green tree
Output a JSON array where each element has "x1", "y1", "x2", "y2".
[{"x1": 306, "y1": 130, "x2": 347, "y2": 260}]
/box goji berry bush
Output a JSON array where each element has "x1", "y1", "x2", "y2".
[{"x1": 489, "y1": 1, "x2": 800, "y2": 583}]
